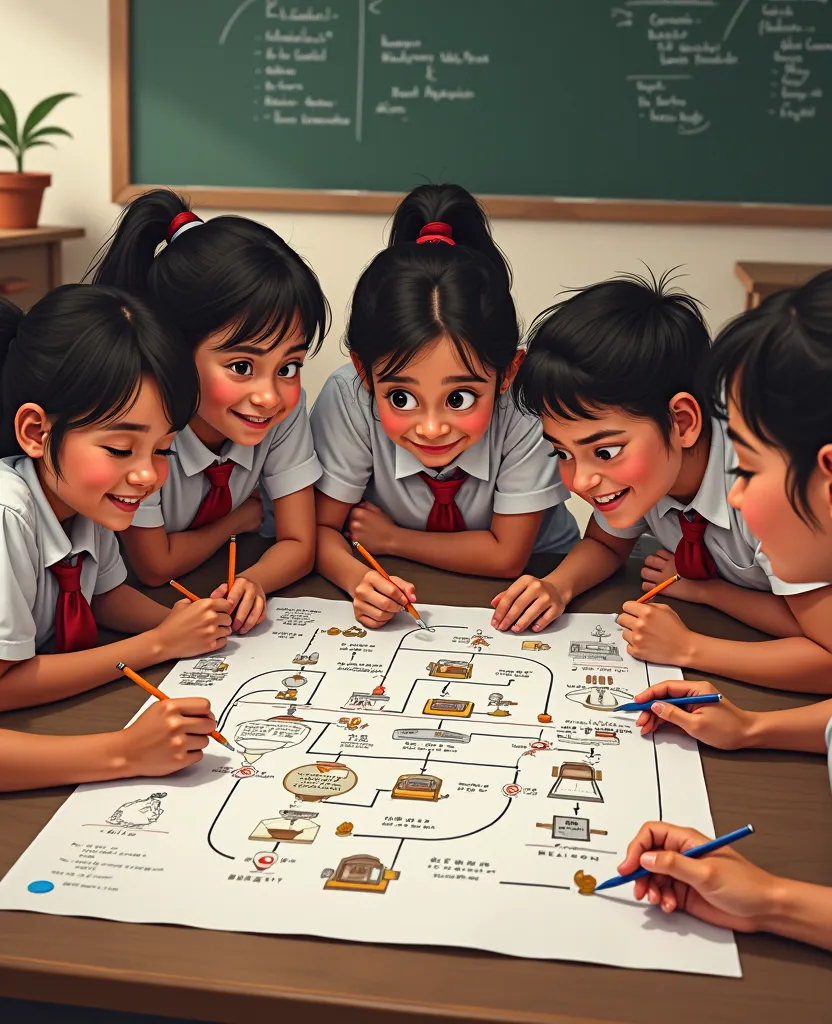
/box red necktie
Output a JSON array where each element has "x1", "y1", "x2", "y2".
[
  {"x1": 49, "y1": 554, "x2": 98, "y2": 654},
  {"x1": 675, "y1": 510, "x2": 719, "y2": 580},
  {"x1": 189, "y1": 462, "x2": 234, "y2": 530},
  {"x1": 419, "y1": 470, "x2": 468, "y2": 532}
]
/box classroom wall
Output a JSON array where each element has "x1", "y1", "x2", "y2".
[{"x1": 4, "y1": 0, "x2": 832, "y2": 531}]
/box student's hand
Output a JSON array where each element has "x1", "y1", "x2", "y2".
[
  {"x1": 211, "y1": 578, "x2": 266, "y2": 634},
  {"x1": 118, "y1": 697, "x2": 217, "y2": 777},
  {"x1": 617, "y1": 601, "x2": 695, "y2": 665},
  {"x1": 345, "y1": 501, "x2": 401, "y2": 555},
  {"x1": 490, "y1": 576, "x2": 566, "y2": 632},
  {"x1": 617, "y1": 821, "x2": 780, "y2": 933},
  {"x1": 632, "y1": 679, "x2": 755, "y2": 749},
  {"x1": 231, "y1": 494, "x2": 264, "y2": 536},
  {"x1": 152, "y1": 598, "x2": 233, "y2": 658},
  {"x1": 353, "y1": 570, "x2": 416, "y2": 629},
  {"x1": 641, "y1": 549, "x2": 704, "y2": 604}
]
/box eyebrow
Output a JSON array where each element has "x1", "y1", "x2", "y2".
[
  {"x1": 442, "y1": 374, "x2": 488, "y2": 385},
  {"x1": 225, "y1": 342, "x2": 308, "y2": 357},
  {"x1": 101, "y1": 423, "x2": 151, "y2": 433},
  {"x1": 727, "y1": 425, "x2": 757, "y2": 452},
  {"x1": 543, "y1": 429, "x2": 626, "y2": 446},
  {"x1": 378, "y1": 374, "x2": 418, "y2": 384}
]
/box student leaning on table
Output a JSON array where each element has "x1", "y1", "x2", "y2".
[{"x1": 613, "y1": 270, "x2": 832, "y2": 951}]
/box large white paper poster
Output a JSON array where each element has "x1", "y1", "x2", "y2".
[{"x1": 0, "y1": 600, "x2": 740, "y2": 977}]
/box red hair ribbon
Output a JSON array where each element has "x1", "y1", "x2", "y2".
[
  {"x1": 416, "y1": 221, "x2": 455, "y2": 246},
  {"x1": 166, "y1": 211, "x2": 202, "y2": 244}
]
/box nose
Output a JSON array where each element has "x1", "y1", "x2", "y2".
[
  {"x1": 250, "y1": 384, "x2": 280, "y2": 410},
  {"x1": 127, "y1": 460, "x2": 163, "y2": 491},
  {"x1": 414, "y1": 410, "x2": 451, "y2": 441},
  {"x1": 571, "y1": 462, "x2": 603, "y2": 495},
  {"x1": 727, "y1": 476, "x2": 743, "y2": 510}
]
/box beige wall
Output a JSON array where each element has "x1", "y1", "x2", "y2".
[{"x1": 4, "y1": 0, "x2": 831, "y2": 530}]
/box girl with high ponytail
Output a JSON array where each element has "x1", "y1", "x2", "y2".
[
  {"x1": 90, "y1": 190, "x2": 330, "y2": 631},
  {"x1": 0, "y1": 285, "x2": 233, "y2": 792},
  {"x1": 310, "y1": 183, "x2": 578, "y2": 629}
]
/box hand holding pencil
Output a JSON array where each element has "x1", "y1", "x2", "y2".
[
  {"x1": 629, "y1": 679, "x2": 754, "y2": 749},
  {"x1": 351, "y1": 542, "x2": 426, "y2": 630}
]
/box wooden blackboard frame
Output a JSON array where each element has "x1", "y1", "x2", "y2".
[{"x1": 109, "y1": 0, "x2": 832, "y2": 226}]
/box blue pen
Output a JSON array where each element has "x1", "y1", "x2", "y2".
[
  {"x1": 594, "y1": 824, "x2": 755, "y2": 893},
  {"x1": 613, "y1": 693, "x2": 723, "y2": 713}
]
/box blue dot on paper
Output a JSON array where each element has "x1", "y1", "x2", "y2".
[{"x1": 28, "y1": 880, "x2": 54, "y2": 894}]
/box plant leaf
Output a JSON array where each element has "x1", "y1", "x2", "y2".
[
  {"x1": 24, "y1": 141, "x2": 55, "y2": 149},
  {"x1": 24, "y1": 126, "x2": 73, "y2": 145},
  {"x1": 0, "y1": 88, "x2": 18, "y2": 144},
  {"x1": 0, "y1": 122, "x2": 18, "y2": 145},
  {"x1": 0, "y1": 139, "x2": 14, "y2": 151},
  {"x1": 21, "y1": 92, "x2": 76, "y2": 138}
]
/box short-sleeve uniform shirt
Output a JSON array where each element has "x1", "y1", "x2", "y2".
[
  {"x1": 594, "y1": 417, "x2": 826, "y2": 596},
  {"x1": 309, "y1": 364, "x2": 579, "y2": 554},
  {"x1": 0, "y1": 456, "x2": 127, "y2": 661},
  {"x1": 131, "y1": 391, "x2": 321, "y2": 533}
]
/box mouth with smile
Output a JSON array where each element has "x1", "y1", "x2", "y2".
[
  {"x1": 587, "y1": 487, "x2": 631, "y2": 513},
  {"x1": 408, "y1": 438, "x2": 463, "y2": 457},
  {"x1": 106, "y1": 493, "x2": 146, "y2": 514},
  {"x1": 231, "y1": 409, "x2": 277, "y2": 431}
]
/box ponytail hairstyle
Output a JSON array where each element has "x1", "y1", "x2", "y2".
[
  {"x1": 0, "y1": 284, "x2": 198, "y2": 477},
  {"x1": 346, "y1": 183, "x2": 519, "y2": 386},
  {"x1": 708, "y1": 269, "x2": 832, "y2": 526},
  {"x1": 89, "y1": 189, "x2": 329, "y2": 356}
]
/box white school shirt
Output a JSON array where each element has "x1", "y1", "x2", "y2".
[
  {"x1": 826, "y1": 715, "x2": 832, "y2": 796},
  {"x1": 594, "y1": 417, "x2": 825, "y2": 596},
  {"x1": 0, "y1": 456, "x2": 127, "y2": 661},
  {"x1": 131, "y1": 391, "x2": 321, "y2": 534},
  {"x1": 309, "y1": 364, "x2": 579, "y2": 554}
]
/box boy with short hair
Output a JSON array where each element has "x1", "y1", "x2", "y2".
[{"x1": 491, "y1": 272, "x2": 832, "y2": 693}]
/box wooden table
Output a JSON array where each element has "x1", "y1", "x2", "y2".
[
  {"x1": 0, "y1": 226, "x2": 85, "y2": 310},
  {"x1": 1, "y1": 539, "x2": 830, "y2": 1024},
  {"x1": 734, "y1": 260, "x2": 831, "y2": 311}
]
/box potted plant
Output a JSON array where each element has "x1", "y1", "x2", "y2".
[{"x1": 0, "y1": 89, "x2": 75, "y2": 230}]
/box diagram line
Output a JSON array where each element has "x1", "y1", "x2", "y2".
[
  {"x1": 390, "y1": 837, "x2": 406, "y2": 870},
  {"x1": 353, "y1": 794, "x2": 514, "y2": 843},
  {"x1": 499, "y1": 881, "x2": 570, "y2": 890},
  {"x1": 723, "y1": 0, "x2": 752, "y2": 41},
  {"x1": 207, "y1": 779, "x2": 242, "y2": 860}
]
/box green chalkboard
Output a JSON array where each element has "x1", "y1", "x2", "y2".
[{"x1": 121, "y1": 0, "x2": 832, "y2": 216}]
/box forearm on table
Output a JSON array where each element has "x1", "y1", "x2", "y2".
[
  {"x1": 542, "y1": 536, "x2": 628, "y2": 605},
  {"x1": 0, "y1": 729, "x2": 127, "y2": 792},
  {"x1": 91, "y1": 585, "x2": 169, "y2": 635},
  {"x1": 240, "y1": 537, "x2": 315, "y2": 594},
  {"x1": 129, "y1": 518, "x2": 236, "y2": 586},
  {"x1": 693, "y1": 580, "x2": 801, "y2": 638},
  {"x1": 389, "y1": 529, "x2": 530, "y2": 578},
  {"x1": 761, "y1": 878, "x2": 832, "y2": 952},
  {"x1": 744, "y1": 699, "x2": 832, "y2": 754},
  {"x1": 0, "y1": 632, "x2": 166, "y2": 711},
  {"x1": 316, "y1": 525, "x2": 367, "y2": 597},
  {"x1": 683, "y1": 634, "x2": 832, "y2": 692}
]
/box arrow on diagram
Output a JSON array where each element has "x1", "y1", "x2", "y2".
[{"x1": 574, "y1": 804, "x2": 580, "y2": 815}]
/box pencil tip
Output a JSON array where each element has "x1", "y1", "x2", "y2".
[
  {"x1": 230, "y1": 534, "x2": 236, "y2": 542},
  {"x1": 116, "y1": 662, "x2": 125, "y2": 670}
]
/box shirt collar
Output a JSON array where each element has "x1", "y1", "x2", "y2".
[
  {"x1": 16, "y1": 456, "x2": 98, "y2": 565},
  {"x1": 172, "y1": 425, "x2": 255, "y2": 476},
  {"x1": 393, "y1": 431, "x2": 491, "y2": 482},
  {"x1": 655, "y1": 418, "x2": 732, "y2": 530}
]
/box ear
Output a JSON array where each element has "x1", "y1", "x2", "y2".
[
  {"x1": 668, "y1": 393, "x2": 703, "y2": 449},
  {"x1": 817, "y1": 444, "x2": 832, "y2": 526},
  {"x1": 15, "y1": 404, "x2": 51, "y2": 459},
  {"x1": 351, "y1": 352, "x2": 372, "y2": 393},
  {"x1": 499, "y1": 349, "x2": 526, "y2": 393}
]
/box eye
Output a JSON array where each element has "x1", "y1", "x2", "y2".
[
  {"x1": 228, "y1": 360, "x2": 253, "y2": 376},
  {"x1": 447, "y1": 389, "x2": 476, "y2": 411},
  {"x1": 595, "y1": 445, "x2": 623, "y2": 461},
  {"x1": 548, "y1": 448, "x2": 573, "y2": 461},
  {"x1": 278, "y1": 361, "x2": 302, "y2": 378},
  {"x1": 154, "y1": 447, "x2": 174, "y2": 457},
  {"x1": 730, "y1": 467, "x2": 754, "y2": 481},
  {"x1": 387, "y1": 389, "x2": 417, "y2": 411},
  {"x1": 102, "y1": 446, "x2": 131, "y2": 458}
]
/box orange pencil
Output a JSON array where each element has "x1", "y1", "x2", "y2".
[
  {"x1": 117, "y1": 662, "x2": 234, "y2": 751},
  {"x1": 637, "y1": 573, "x2": 681, "y2": 604},
  {"x1": 227, "y1": 534, "x2": 237, "y2": 594},
  {"x1": 352, "y1": 541, "x2": 430, "y2": 630},
  {"x1": 170, "y1": 579, "x2": 200, "y2": 603}
]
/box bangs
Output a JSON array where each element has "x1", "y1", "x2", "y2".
[
  {"x1": 376, "y1": 330, "x2": 488, "y2": 383},
  {"x1": 515, "y1": 348, "x2": 605, "y2": 422}
]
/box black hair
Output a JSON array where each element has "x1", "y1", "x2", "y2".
[
  {"x1": 514, "y1": 270, "x2": 711, "y2": 442},
  {"x1": 708, "y1": 269, "x2": 832, "y2": 526},
  {"x1": 346, "y1": 183, "x2": 518, "y2": 383},
  {"x1": 89, "y1": 189, "x2": 329, "y2": 355},
  {"x1": 0, "y1": 284, "x2": 198, "y2": 477}
]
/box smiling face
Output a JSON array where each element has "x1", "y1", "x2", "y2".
[
  {"x1": 357, "y1": 334, "x2": 518, "y2": 469},
  {"x1": 190, "y1": 317, "x2": 307, "y2": 449},
  {"x1": 726, "y1": 396, "x2": 832, "y2": 583},
  {"x1": 542, "y1": 396, "x2": 702, "y2": 528},
  {"x1": 15, "y1": 375, "x2": 176, "y2": 530}
]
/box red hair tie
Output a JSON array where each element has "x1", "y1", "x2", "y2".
[
  {"x1": 416, "y1": 221, "x2": 455, "y2": 246},
  {"x1": 166, "y1": 211, "x2": 202, "y2": 244}
]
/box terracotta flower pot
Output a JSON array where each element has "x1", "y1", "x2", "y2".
[{"x1": 0, "y1": 172, "x2": 52, "y2": 229}]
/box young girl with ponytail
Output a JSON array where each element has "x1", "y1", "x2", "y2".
[
  {"x1": 310, "y1": 184, "x2": 578, "y2": 629},
  {"x1": 91, "y1": 191, "x2": 329, "y2": 632}
]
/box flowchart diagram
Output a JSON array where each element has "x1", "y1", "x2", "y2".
[{"x1": 0, "y1": 600, "x2": 740, "y2": 977}]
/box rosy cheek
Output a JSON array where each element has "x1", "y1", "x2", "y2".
[
  {"x1": 558, "y1": 460, "x2": 576, "y2": 489},
  {"x1": 615, "y1": 451, "x2": 654, "y2": 487},
  {"x1": 280, "y1": 377, "x2": 302, "y2": 411},
  {"x1": 458, "y1": 404, "x2": 493, "y2": 442},
  {"x1": 201, "y1": 376, "x2": 241, "y2": 414},
  {"x1": 74, "y1": 453, "x2": 123, "y2": 492},
  {"x1": 377, "y1": 403, "x2": 412, "y2": 440}
]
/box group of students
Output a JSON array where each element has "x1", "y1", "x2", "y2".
[{"x1": 0, "y1": 181, "x2": 830, "y2": 952}]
